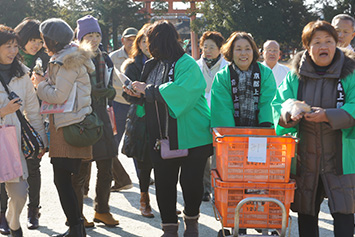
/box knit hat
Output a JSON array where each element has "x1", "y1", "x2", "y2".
[
  {"x1": 76, "y1": 15, "x2": 102, "y2": 41},
  {"x1": 14, "y1": 19, "x2": 41, "y2": 48},
  {"x1": 122, "y1": 27, "x2": 138, "y2": 38},
  {"x1": 40, "y1": 18, "x2": 74, "y2": 44}
]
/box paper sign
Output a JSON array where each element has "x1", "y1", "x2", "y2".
[
  {"x1": 40, "y1": 83, "x2": 77, "y2": 114},
  {"x1": 247, "y1": 137, "x2": 267, "y2": 163}
]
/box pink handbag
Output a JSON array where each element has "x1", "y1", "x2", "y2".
[
  {"x1": 0, "y1": 125, "x2": 23, "y2": 182},
  {"x1": 154, "y1": 102, "x2": 188, "y2": 159}
]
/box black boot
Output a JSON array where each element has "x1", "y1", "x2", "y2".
[
  {"x1": 0, "y1": 212, "x2": 10, "y2": 235},
  {"x1": 53, "y1": 219, "x2": 86, "y2": 237},
  {"x1": 10, "y1": 227, "x2": 23, "y2": 237},
  {"x1": 27, "y1": 207, "x2": 40, "y2": 229}
]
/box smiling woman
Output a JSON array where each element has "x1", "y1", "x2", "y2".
[
  {"x1": 210, "y1": 31, "x2": 276, "y2": 128},
  {"x1": 272, "y1": 20, "x2": 355, "y2": 237}
]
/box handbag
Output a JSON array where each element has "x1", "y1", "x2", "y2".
[
  {"x1": 17, "y1": 111, "x2": 45, "y2": 159},
  {"x1": 0, "y1": 125, "x2": 23, "y2": 182},
  {"x1": 62, "y1": 112, "x2": 104, "y2": 147},
  {"x1": 154, "y1": 101, "x2": 188, "y2": 159},
  {"x1": 121, "y1": 104, "x2": 148, "y2": 161},
  {"x1": 0, "y1": 75, "x2": 44, "y2": 159}
]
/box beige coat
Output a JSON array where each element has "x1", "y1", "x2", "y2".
[
  {"x1": 37, "y1": 44, "x2": 94, "y2": 159},
  {"x1": 0, "y1": 65, "x2": 48, "y2": 181},
  {"x1": 109, "y1": 46, "x2": 129, "y2": 104}
]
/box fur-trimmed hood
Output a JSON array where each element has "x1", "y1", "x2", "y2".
[
  {"x1": 49, "y1": 43, "x2": 95, "y2": 73},
  {"x1": 291, "y1": 48, "x2": 355, "y2": 80}
]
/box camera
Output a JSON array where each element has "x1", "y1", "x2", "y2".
[{"x1": 8, "y1": 91, "x2": 22, "y2": 104}]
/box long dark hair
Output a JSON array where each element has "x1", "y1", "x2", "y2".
[
  {"x1": 0, "y1": 25, "x2": 25, "y2": 78},
  {"x1": 146, "y1": 20, "x2": 184, "y2": 61}
]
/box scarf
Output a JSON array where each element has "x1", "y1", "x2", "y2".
[
  {"x1": 90, "y1": 49, "x2": 108, "y2": 103},
  {"x1": 203, "y1": 54, "x2": 221, "y2": 69},
  {"x1": 229, "y1": 62, "x2": 261, "y2": 127}
]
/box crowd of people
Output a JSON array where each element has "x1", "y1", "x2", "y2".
[{"x1": 0, "y1": 12, "x2": 354, "y2": 237}]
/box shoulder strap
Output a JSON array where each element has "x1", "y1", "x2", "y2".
[{"x1": 0, "y1": 74, "x2": 10, "y2": 95}]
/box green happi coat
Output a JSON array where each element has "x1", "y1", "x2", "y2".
[
  {"x1": 211, "y1": 62, "x2": 276, "y2": 127},
  {"x1": 272, "y1": 69, "x2": 355, "y2": 175},
  {"x1": 156, "y1": 54, "x2": 212, "y2": 149}
]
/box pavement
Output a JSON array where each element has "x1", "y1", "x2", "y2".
[{"x1": 16, "y1": 148, "x2": 353, "y2": 237}]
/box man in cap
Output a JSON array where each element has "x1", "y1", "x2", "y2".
[{"x1": 109, "y1": 27, "x2": 138, "y2": 191}]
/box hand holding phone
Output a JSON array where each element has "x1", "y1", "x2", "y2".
[
  {"x1": 8, "y1": 91, "x2": 22, "y2": 105},
  {"x1": 117, "y1": 72, "x2": 136, "y2": 93}
]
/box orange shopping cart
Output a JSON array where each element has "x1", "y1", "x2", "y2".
[{"x1": 211, "y1": 127, "x2": 298, "y2": 237}]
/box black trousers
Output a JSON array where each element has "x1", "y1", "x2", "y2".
[
  {"x1": 52, "y1": 158, "x2": 82, "y2": 226},
  {"x1": 0, "y1": 183, "x2": 8, "y2": 213},
  {"x1": 139, "y1": 168, "x2": 152, "y2": 193},
  {"x1": 26, "y1": 158, "x2": 41, "y2": 208},
  {"x1": 153, "y1": 151, "x2": 208, "y2": 224},
  {"x1": 298, "y1": 177, "x2": 355, "y2": 237},
  {"x1": 72, "y1": 158, "x2": 113, "y2": 214}
]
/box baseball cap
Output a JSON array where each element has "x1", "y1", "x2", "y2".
[{"x1": 122, "y1": 27, "x2": 138, "y2": 38}]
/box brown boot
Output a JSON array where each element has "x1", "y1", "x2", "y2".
[
  {"x1": 140, "y1": 192, "x2": 154, "y2": 218},
  {"x1": 93, "y1": 212, "x2": 119, "y2": 227},
  {"x1": 83, "y1": 217, "x2": 94, "y2": 228}
]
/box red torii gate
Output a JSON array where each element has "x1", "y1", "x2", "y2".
[{"x1": 133, "y1": 0, "x2": 205, "y2": 59}]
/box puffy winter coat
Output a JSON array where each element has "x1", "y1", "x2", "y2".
[
  {"x1": 37, "y1": 44, "x2": 94, "y2": 159},
  {"x1": 272, "y1": 48, "x2": 355, "y2": 215},
  {"x1": 37, "y1": 44, "x2": 94, "y2": 129}
]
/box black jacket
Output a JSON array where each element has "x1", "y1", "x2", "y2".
[{"x1": 91, "y1": 50, "x2": 117, "y2": 161}]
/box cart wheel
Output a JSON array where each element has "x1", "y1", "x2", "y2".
[{"x1": 217, "y1": 229, "x2": 231, "y2": 237}]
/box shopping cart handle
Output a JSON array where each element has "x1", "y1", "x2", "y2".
[{"x1": 233, "y1": 197, "x2": 287, "y2": 237}]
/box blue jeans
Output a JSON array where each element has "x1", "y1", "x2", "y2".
[
  {"x1": 112, "y1": 101, "x2": 133, "y2": 186},
  {"x1": 112, "y1": 101, "x2": 130, "y2": 147}
]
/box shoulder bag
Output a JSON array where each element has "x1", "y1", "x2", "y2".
[
  {"x1": 0, "y1": 75, "x2": 44, "y2": 159},
  {"x1": 153, "y1": 101, "x2": 188, "y2": 159},
  {"x1": 62, "y1": 112, "x2": 104, "y2": 147}
]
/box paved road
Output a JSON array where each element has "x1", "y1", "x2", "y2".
[{"x1": 17, "y1": 149, "x2": 352, "y2": 237}]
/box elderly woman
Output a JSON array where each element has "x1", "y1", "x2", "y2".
[
  {"x1": 211, "y1": 32, "x2": 276, "y2": 128},
  {"x1": 272, "y1": 20, "x2": 355, "y2": 236},
  {"x1": 0, "y1": 25, "x2": 47, "y2": 237},
  {"x1": 124, "y1": 20, "x2": 212, "y2": 237},
  {"x1": 196, "y1": 31, "x2": 228, "y2": 202}
]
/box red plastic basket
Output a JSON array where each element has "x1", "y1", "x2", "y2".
[
  {"x1": 213, "y1": 127, "x2": 297, "y2": 183},
  {"x1": 211, "y1": 169, "x2": 296, "y2": 229}
]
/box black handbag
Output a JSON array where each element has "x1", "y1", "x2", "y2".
[
  {"x1": 121, "y1": 104, "x2": 148, "y2": 162},
  {"x1": 0, "y1": 75, "x2": 44, "y2": 159}
]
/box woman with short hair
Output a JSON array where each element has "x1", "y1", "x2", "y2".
[
  {"x1": 124, "y1": 20, "x2": 212, "y2": 237},
  {"x1": 211, "y1": 32, "x2": 276, "y2": 128},
  {"x1": 13, "y1": 17, "x2": 50, "y2": 230},
  {"x1": 272, "y1": 20, "x2": 355, "y2": 237},
  {"x1": 32, "y1": 18, "x2": 94, "y2": 237},
  {"x1": 196, "y1": 31, "x2": 227, "y2": 202}
]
